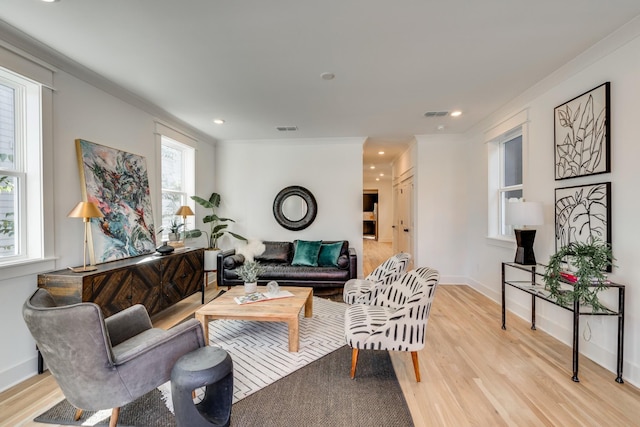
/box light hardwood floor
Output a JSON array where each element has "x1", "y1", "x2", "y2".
[{"x1": 2, "y1": 240, "x2": 639, "y2": 426}]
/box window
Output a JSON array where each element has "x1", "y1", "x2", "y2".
[
  {"x1": 497, "y1": 130, "x2": 523, "y2": 236},
  {"x1": 487, "y1": 109, "x2": 528, "y2": 241},
  {"x1": 0, "y1": 66, "x2": 43, "y2": 264},
  {"x1": 160, "y1": 135, "x2": 195, "y2": 239}
]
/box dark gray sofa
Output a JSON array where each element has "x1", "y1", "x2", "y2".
[{"x1": 216, "y1": 240, "x2": 357, "y2": 289}]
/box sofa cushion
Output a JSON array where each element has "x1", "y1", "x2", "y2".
[
  {"x1": 291, "y1": 240, "x2": 322, "y2": 266},
  {"x1": 255, "y1": 241, "x2": 293, "y2": 264},
  {"x1": 318, "y1": 242, "x2": 343, "y2": 267}
]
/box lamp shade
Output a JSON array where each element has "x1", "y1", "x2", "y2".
[
  {"x1": 67, "y1": 201, "x2": 104, "y2": 219},
  {"x1": 175, "y1": 205, "x2": 194, "y2": 217},
  {"x1": 506, "y1": 201, "x2": 543, "y2": 227}
]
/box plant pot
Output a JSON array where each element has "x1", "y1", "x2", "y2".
[
  {"x1": 244, "y1": 282, "x2": 257, "y2": 294},
  {"x1": 204, "y1": 249, "x2": 220, "y2": 271},
  {"x1": 168, "y1": 233, "x2": 180, "y2": 242}
]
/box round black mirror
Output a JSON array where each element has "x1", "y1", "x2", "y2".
[{"x1": 273, "y1": 186, "x2": 317, "y2": 230}]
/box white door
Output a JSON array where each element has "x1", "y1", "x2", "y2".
[{"x1": 394, "y1": 177, "x2": 414, "y2": 267}]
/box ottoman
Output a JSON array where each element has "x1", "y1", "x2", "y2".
[{"x1": 171, "y1": 346, "x2": 233, "y2": 427}]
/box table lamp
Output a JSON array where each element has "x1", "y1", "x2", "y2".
[
  {"x1": 68, "y1": 201, "x2": 104, "y2": 273},
  {"x1": 175, "y1": 205, "x2": 194, "y2": 241},
  {"x1": 506, "y1": 201, "x2": 544, "y2": 265}
]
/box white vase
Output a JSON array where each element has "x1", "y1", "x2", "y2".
[
  {"x1": 244, "y1": 282, "x2": 258, "y2": 294},
  {"x1": 204, "y1": 249, "x2": 220, "y2": 271}
]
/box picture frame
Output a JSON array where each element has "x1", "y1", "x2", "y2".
[
  {"x1": 75, "y1": 139, "x2": 157, "y2": 263},
  {"x1": 554, "y1": 182, "x2": 611, "y2": 270},
  {"x1": 554, "y1": 82, "x2": 610, "y2": 180}
]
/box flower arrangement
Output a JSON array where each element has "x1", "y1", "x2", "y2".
[{"x1": 235, "y1": 260, "x2": 264, "y2": 283}]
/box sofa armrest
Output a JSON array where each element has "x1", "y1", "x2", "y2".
[
  {"x1": 349, "y1": 247, "x2": 357, "y2": 279},
  {"x1": 217, "y1": 248, "x2": 236, "y2": 287},
  {"x1": 105, "y1": 304, "x2": 153, "y2": 347}
]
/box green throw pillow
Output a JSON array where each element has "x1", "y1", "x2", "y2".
[
  {"x1": 318, "y1": 242, "x2": 343, "y2": 267},
  {"x1": 292, "y1": 240, "x2": 322, "y2": 266}
]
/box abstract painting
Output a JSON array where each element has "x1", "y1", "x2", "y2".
[
  {"x1": 555, "y1": 182, "x2": 611, "y2": 258},
  {"x1": 76, "y1": 139, "x2": 156, "y2": 263},
  {"x1": 554, "y1": 82, "x2": 610, "y2": 180}
]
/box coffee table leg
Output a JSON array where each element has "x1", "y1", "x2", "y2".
[
  {"x1": 288, "y1": 318, "x2": 299, "y2": 352},
  {"x1": 195, "y1": 313, "x2": 209, "y2": 345},
  {"x1": 304, "y1": 291, "x2": 313, "y2": 318}
]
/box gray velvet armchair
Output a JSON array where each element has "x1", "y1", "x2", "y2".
[{"x1": 22, "y1": 288, "x2": 205, "y2": 427}]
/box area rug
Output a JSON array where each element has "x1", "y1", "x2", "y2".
[
  {"x1": 34, "y1": 346, "x2": 413, "y2": 426},
  {"x1": 170, "y1": 295, "x2": 349, "y2": 404}
]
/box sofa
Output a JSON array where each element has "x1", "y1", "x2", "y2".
[{"x1": 216, "y1": 240, "x2": 357, "y2": 289}]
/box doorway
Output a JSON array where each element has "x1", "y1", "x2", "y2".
[{"x1": 363, "y1": 190, "x2": 378, "y2": 240}]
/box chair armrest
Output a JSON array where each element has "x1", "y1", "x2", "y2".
[
  {"x1": 113, "y1": 318, "x2": 205, "y2": 365},
  {"x1": 105, "y1": 304, "x2": 153, "y2": 347},
  {"x1": 348, "y1": 248, "x2": 357, "y2": 279}
]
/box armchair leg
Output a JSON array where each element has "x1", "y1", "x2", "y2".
[
  {"x1": 109, "y1": 407, "x2": 120, "y2": 427},
  {"x1": 411, "y1": 351, "x2": 421, "y2": 382},
  {"x1": 73, "y1": 408, "x2": 83, "y2": 421},
  {"x1": 350, "y1": 348, "x2": 359, "y2": 379}
]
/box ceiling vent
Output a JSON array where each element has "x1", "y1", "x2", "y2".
[
  {"x1": 424, "y1": 111, "x2": 449, "y2": 117},
  {"x1": 276, "y1": 126, "x2": 298, "y2": 132}
]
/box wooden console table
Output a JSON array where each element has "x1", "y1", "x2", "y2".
[
  {"x1": 501, "y1": 262, "x2": 625, "y2": 383},
  {"x1": 38, "y1": 247, "x2": 204, "y2": 317}
]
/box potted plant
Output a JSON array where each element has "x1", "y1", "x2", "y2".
[
  {"x1": 157, "y1": 219, "x2": 184, "y2": 242},
  {"x1": 235, "y1": 260, "x2": 264, "y2": 293},
  {"x1": 543, "y1": 238, "x2": 614, "y2": 311},
  {"x1": 187, "y1": 192, "x2": 247, "y2": 270}
]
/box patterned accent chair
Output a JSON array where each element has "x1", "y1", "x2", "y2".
[
  {"x1": 344, "y1": 267, "x2": 440, "y2": 382},
  {"x1": 22, "y1": 289, "x2": 205, "y2": 427},
  {"x1": 342, "y1": 252, "x2": 411, "y2": 304}
]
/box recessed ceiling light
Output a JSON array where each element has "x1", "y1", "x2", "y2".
[
  {"x1": 450, "y1": 111, "x2": 462, "y2": 117},
  {"x1": 437, "y1": 125, "x2": 445, "y2": 131},
  {"x1": 213, "y1": 119, "x2": 225, "y2": 125},
  {"x1": 379, "y1": 173, "x2": 384, "y2": 177},
  {"x1": 370, "y1": 165, "x2": 375, "y2": 169},
  {"x1": 378, "y1": 151, "x2": 385, "y2": 155},
  {"x1": 320, "y1": 72, "x2": 335, "y2": 80},
  {"x1": 376, "y1": 178, "x2": 380, "y2": 181}
]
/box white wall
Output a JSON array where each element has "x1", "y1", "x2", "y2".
[
  {"x1": 462, "y1": 26, "x2": 640, "y2": 386},
  {"x1": 214, "y1": 138, "x2": 364, "y2": 275},
  {"x1": 414, "y1": 134, "x2": 469, "y2": 284},
  {"x1": 0, "y1": 63, "x2": 216, "y2": 392}
]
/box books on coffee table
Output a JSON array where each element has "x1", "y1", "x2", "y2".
[{"x1": 234, "y1": 290, "x2": 295, "y2": 305}]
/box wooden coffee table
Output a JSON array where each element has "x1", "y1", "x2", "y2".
[{"x1": 195, "y1": 286, "x2": 313, "y2": 352}]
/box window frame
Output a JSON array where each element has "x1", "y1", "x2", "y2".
[
  {"x1": 0, "y1": 50, "x2": 55, "y2": 278},
  {"x1": 0, "y1": 67, "x2": 41, "y2": 263},
  {"x1": 157, "y1": 129, "x2": 196, "y2": 241},
  {"x1": 486, "y1": 110, "x2": 529, "y2": 245}
]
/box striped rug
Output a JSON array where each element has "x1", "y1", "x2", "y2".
[{"x1": 159, "y1": 296, "x2": 346, "y2": 407}]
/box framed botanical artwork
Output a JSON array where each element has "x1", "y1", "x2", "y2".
[
  {"x1": 554, "y1": 82, "x2": 610, "y2": 180},
  {"x1": 76, "y1": 139, "x2": 157, "y2": 263},
  {"x1": 555, "y1": 182, "x2": 611, "y2": 269}
]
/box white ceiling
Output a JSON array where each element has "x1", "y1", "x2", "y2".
[{"x1": 2, "y1": 1, "x2": 639, "y2": 182}]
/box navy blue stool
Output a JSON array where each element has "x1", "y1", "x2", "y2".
[{"x1": 171, "y1": 346, "x2": 233, "y2": 427}]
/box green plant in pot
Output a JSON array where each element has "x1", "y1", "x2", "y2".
[
  {"x1": 157, "y1": 219, "x2": 184, "y2": 242},
  {"x1": 186, "y1": 192, "x2": 247, "y2": 270},
  {"x1": 543, "y1": 238, "x2": 613, "y2": 311},
  {"x1": 235, "y1": 260, "x2": 264, "y2": 294}
]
